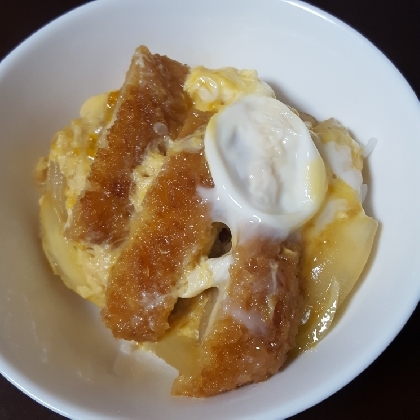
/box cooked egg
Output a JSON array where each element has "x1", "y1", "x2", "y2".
[{"x1": 185, "y1": 66, "x2": 274, "y2": 112}]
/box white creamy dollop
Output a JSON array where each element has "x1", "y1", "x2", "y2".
[{"x1": 203, "y1": 94, "x2": 327, "y2": 239}]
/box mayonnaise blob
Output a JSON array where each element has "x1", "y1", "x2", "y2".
[{"x1": 203, "y1": 94, "x2": 327, "y2": 239}]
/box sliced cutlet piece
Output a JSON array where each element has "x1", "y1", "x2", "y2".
[
  {"x1": 66, "y1": 45, "x2": 190, "y2": 245},
  {"x1": 171, "y1": 239, "x2": 304, "y2": 397},
  {"x1": 101, "y1": 139, "x2": 214, "y2": 342}
]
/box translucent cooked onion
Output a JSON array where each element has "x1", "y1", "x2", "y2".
[{"x1": 46, "y1": 161, "x2": 67, "y2": 223}]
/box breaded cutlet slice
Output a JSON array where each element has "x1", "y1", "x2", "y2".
[
  {"x1": 102, "y1": 138, "x2": 214, "y2": 342},
  {"x1": 66, "y1": 45, "x2": 190, "y2": 245},
  {"x1": 170, "y1": 239, "x2": 303, "y2": 397}
]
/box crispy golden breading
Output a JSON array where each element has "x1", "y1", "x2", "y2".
[
  {"x1": 171, "y1": 240, "x2": 303, "y2": 397},
  {"x1": 67, "y1": 46, "x2": 190, "y2": 245},
  {"x1": 102, "y1": 147, "x2": 214, "y2": 341}
]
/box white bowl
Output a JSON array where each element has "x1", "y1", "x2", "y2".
[{"x1": 0, "y1": 0, "x2": 419, "y2": 419}]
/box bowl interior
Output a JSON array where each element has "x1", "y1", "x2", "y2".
[{"x1": 0, "y1": 0, "x2": 419, "y2": 419}]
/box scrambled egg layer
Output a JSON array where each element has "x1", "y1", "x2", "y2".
[{"x1": 185, "y1": 66, "x2": 275, "y2": 112}]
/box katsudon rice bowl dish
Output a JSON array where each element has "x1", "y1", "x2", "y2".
[{"x1": 0, "y1": 1, "x2": 419, "y2": 419}]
